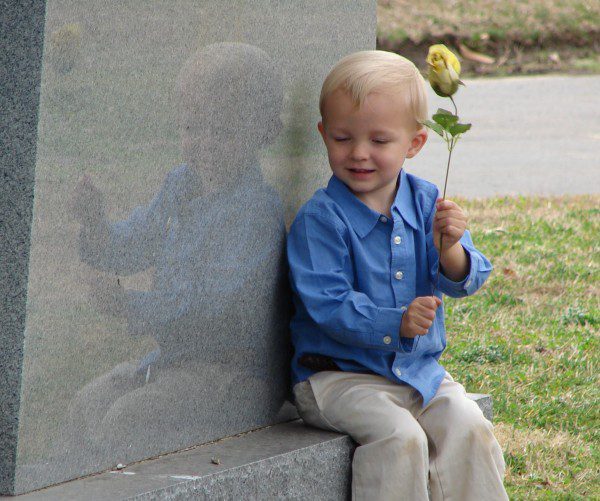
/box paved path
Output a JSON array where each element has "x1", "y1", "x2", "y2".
[{"x1": 405, "y1": 75, "x2": 600, "y2": 198}]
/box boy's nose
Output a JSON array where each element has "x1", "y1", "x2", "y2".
[{"x1": 350, "y1": 142, "x2": 369, "y2": 161}]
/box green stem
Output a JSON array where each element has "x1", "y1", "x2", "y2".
[
  {"x1": 441, "y1": 137, "x2": 454, "y2": 200},
  {"x1": 434, "y1": 136, "x2": 454, "y2": 293},
  {"x1": 450, "y1": 95, "x2": 458, "y2": 116}
]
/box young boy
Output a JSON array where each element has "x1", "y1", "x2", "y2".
[{"x1": 287, "y1": 50, "x2": 508, "y2": 500}]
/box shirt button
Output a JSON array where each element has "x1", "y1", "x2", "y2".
[
  {"x1": 393, "y1": 236, "x2": 402, "y2": 245},
  {"x1": 379, "y1": 216, "x2": 388, "y2": 223},
  {"x1": 400, "y1": 306, "x2": 407, "y2": 312},
  {"x1": 394, "y1": 368, "x2": 402, "y2": 377},
  {"x1": 465, "y1": 279, "x2": 472, "y2": 287},
  {"x1": 395, "y1": 271, "x2": 404, "y2": 280},
  {"x1": 383, "y1": 335, "x2": 392, "y2": 345}
]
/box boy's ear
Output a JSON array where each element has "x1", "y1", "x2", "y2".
[
  {"x1": 406, "y1": 127, "x2": 428, "y2": 159},
  {"x1": 317, "y1": 121, "x2": 326, "y2": 140}
]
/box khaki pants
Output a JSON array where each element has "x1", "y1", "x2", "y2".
[{"x1": 293, "y1": 371, "x2": 508, "y2": 501}]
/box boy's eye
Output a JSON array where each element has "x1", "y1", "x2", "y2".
[
  {"x1": 372, "y1": 139, "x2": 388, "y2": 144},
  {"x1": 333, "y1": 137, "x2": 349, "y2": 142}
]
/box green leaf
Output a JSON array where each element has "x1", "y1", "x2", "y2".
[
  {"x1": 448, "y1": 123, "x2": 472, "y2": 136},
  {"x1": 422, "y1": 120, "x2": 444, "y2": 137},
  {"x1": 436, "y1": 108, "x2": 454, "y2": 116},
  {"x1": 432, "y1": 113, "x2": 459, "y2": 129}
]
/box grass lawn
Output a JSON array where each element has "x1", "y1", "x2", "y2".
[
  {"x1": 377, "y1": 0, "x2": 600, "y2": 76},
  {"x1": 442, "y1": 195, "x2": 599, "y2": 499}
]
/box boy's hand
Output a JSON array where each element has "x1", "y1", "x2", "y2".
[
  {"x1": 433, "y1": 198, "x2": 467, "y2": 251},
  {"x1": 400, "y1": 296, "x2": 442, "y2": 338}
]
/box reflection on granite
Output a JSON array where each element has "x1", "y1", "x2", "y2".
[
  {"x1": 8, "y1": 0, "x2": 375, "y2": 494},
  {"x1": 21, "y1": 41, "x2": 293, "y2": 491}
]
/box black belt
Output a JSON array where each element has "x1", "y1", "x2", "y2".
[{"x1": 298, "y1": 353, "x2": 341, "y2": 372}]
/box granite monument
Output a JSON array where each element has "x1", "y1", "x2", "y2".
[{"x1": 0, "y1": 0, "x2": 375, "y2": 495}]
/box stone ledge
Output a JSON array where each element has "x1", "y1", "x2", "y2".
[
  {"x1": 470, "y1": 393, "x2": 493, "y2": 422},
  {"x1": 6, "y1": 421, "x2": 353, "y2": 501},
  {"x1": 6, "y1": 394, "x2": 491, "y2": 500}
]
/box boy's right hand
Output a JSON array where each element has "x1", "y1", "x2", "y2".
[
  {"x1": 71, "y1": 175, "x2": 107, "y2": 227},
  {"x1": 400, "y1": 296, "x2": 442, "y2": 338}
]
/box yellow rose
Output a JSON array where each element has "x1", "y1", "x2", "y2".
[{"x1": 426, "y1": 44, "x2": 462, "y2": 97}]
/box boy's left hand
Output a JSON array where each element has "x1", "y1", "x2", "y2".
[{"x1": 433, "y1": 198, "x2": 467, "y2": 251}]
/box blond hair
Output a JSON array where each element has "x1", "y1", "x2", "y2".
[{"x1": 319, "y1": 50, "x2": 428, "y2": 127}]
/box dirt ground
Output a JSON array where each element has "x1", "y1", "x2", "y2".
[{"x1": 377, "y1": 0, "x2": 600, "y2": 77}]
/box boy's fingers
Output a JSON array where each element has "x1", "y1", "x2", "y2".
[
  {"x1": 435, "y1": 206, "x2": 467, "y2": 221},
  {"x1": 436, "y1": 199, "x2": 460, "y2": 209},
  {"x1": 415, "y1": 308, "x2": 435, "y2": 322},
  {"x1": 425, "y1": 296, "x2": 442, "y2": 311},
  {"x1": 436, "y1": 200, "x2": 452, "y2": 211},
  {"x1": 412, "y1": 297, "x2": 428, "y2": 309},
  {"x1": 414, "y1": 316, "x2": 433, "y2": 333},
  {"x1": 409, "y1": 314, "x2": 430, "y2": 331},
  {"x1": 426, "y1": 296, "x2": 441, "y2": 309},
  {"x1": 436, "y1": 219, "x2": 467, "y2": 235},
  {"x1": 406, "y1": 296, "x2": 443, "y2": 336},
  {"x1": 413, "y1": 296, "x2": 440, "y2": 312},
  {"x1": 435, "y1": 209, "x2": 466, "y2": 220},
  {"x1": 435, "y1": 216, "x2": 467, "y2": 230},
  {"x1": 441, "y1": 225, "x2": 458, "y2": 236}
]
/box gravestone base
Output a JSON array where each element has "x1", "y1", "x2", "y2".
[{"x1": 8, "y1": 394, "x2": 492, "y2": 500}]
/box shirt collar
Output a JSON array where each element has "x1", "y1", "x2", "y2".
[
  {"x1": 326, "y1": 175, "x2": 380, "y2": 238},
  {"x1": 326, "y1": 169, "x2": 419, "y2": 238},
  {"x1": 392, "y1": 169, "x2": 419, "y2": 231}
]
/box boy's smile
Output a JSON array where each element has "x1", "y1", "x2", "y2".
[{"x1": 318, "y1": 89, "x2": 427, "y2": 215}]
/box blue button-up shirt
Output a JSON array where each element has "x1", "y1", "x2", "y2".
[{"x1": 287, "y1": 169, "x2": 492, "y2": 406}]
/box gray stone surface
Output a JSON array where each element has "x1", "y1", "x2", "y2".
[
  {"x1": 2, "y1": 0, "x2": 376, "y2": 495},
  {"x1": 408, "y1": 75, "x2": 600, "y2": 197},
  {"x1": 0, "y1": 1, "x2": 47, "y2": 496},
  {"x1": 5, "y1": 392, "x2": 491, "y2": 500},
  {"x1": 7, "y1": 420, "x2": 354, "y2": 501},
  {"x1": 469, "y1": 393, "x2": 493, "y2": 422}
]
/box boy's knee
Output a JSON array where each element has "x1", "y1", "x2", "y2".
[
  {"x1": 387, "y1": 421, "x2": 428, "y2": 455},
  {"x1": 463, "y1": 412, "x2": 494, "y2": 444},
  {"x1": 428, "y1": 393, "x2": 496, "y2": 443},
  {"x1": 449, "y1": 403, "x2": 502, "y2": 460},
  {"x1": 438, "y1": 393, "x2": 485, "y2": 426}
]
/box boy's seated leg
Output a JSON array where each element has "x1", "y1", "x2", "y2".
[
  {"x1": 293, "y1": 371, "x2": 430, "y2": 501},
  {"x1": 416, "y1": 372, "x2": 508, "y2": 501}
]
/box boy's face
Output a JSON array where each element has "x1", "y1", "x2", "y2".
[{"x1": 318, "y1": 89, "x2": 427, "y2": 207}]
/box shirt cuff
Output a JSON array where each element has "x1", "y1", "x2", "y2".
[
  {"x1": 437, "y1": 245, "x2": 479, "y2": 297},
  {"x1": 399, "y1": 336, "x2": 415, "y2": 352},
  {"x1": 372, "y1": 306, "x2": 405, "y2": 350}
]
